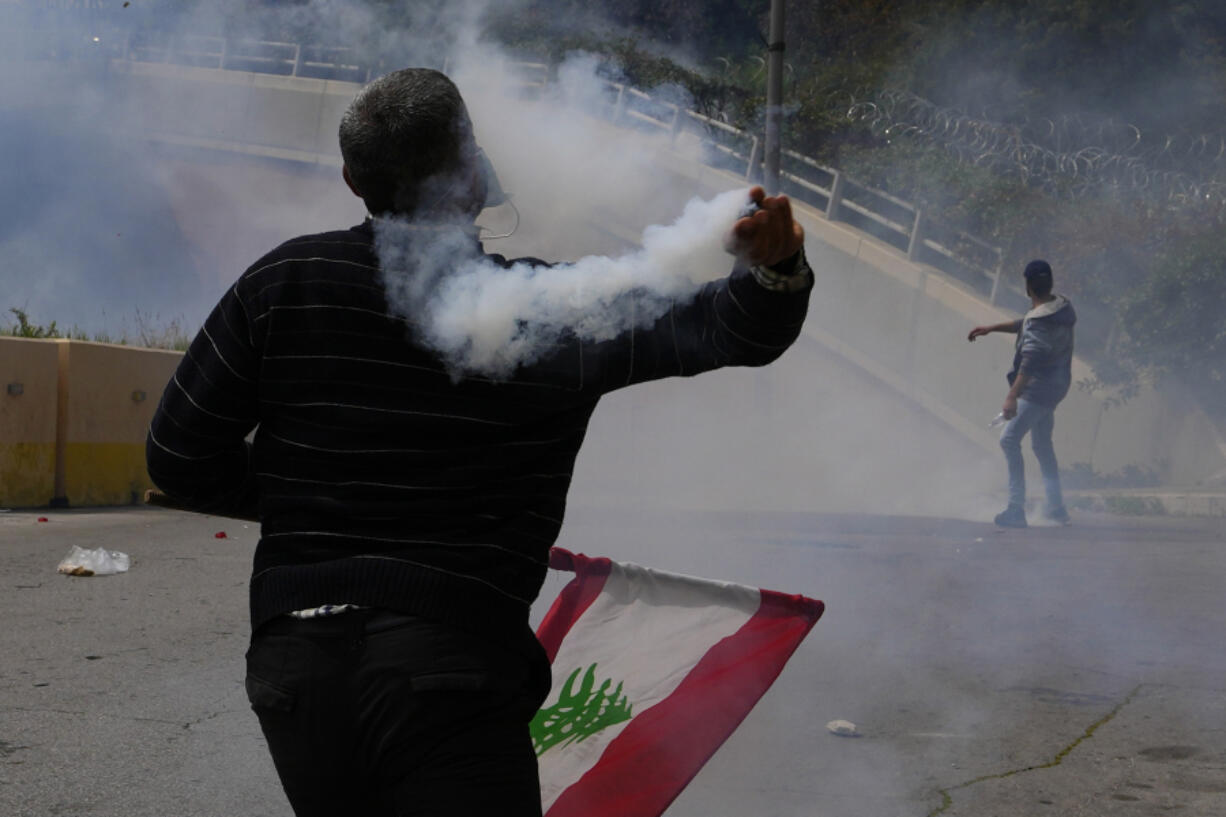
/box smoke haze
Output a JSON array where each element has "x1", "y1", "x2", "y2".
[
  {"x1": 375, "y1": 189, "x2": 746, "y2": 378},
  {"x1": 5, "y1": 4, "x2": 1225, "y2": 817},
  {"x1": 0, "y1": 0, "x2": 1047, "y2": 523}
]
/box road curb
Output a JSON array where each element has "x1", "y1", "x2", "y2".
[{"x1": 1065, "y1": 489, "x2": 1226, "y2": 518}]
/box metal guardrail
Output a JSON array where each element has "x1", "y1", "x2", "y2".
[
  {"x1": 120, "y1": 32, "x2": 551, "y2": 89},
  {"x1": 103, "y1": 33, "x2": 1013, "y2": 307},
  {"x1": 601, "y1": 81, "x2": 1018, "y2": 307},
  {"x1": 125, "y1": 33, "x2": 376, "y2": 83}
]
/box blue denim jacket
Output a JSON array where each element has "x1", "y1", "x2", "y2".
[{"x1": 1007, "y1": 295, "x2": 1076, "y2": 407}]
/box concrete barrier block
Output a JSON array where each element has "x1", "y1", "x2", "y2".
[
  {"x1": 57, "y1": 341, "x2": 183, "y2": 507},
  {"x1": 0, "y1": 338, "x2": 58, "y2": 507}
]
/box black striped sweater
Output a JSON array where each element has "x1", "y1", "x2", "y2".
[{"x1": 146, "y1": 219, "x2": 812, "y2": 639}]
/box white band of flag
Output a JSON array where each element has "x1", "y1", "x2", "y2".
[{"x1": 533, "y1": 547, "x2": 824, "y2": 817}]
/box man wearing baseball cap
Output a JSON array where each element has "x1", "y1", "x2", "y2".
[{"x1": 967, "y1": 259, "x2": 1077, "y2": 528}]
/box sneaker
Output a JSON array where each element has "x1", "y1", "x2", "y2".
[
  {"x1": 994, "y1": 505, "x2": 1028, "y2": 528},
  {"x1": 1042, "y1": 506, "x2": 1072, "y2": 526}
]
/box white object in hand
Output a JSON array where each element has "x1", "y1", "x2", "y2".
[{"x1": 989, "y1": 412, "x2": 1007, "y2": 428}]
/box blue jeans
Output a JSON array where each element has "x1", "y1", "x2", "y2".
[{"x1": 999, "y1": 398, "x2": 1065, "y2": 512}]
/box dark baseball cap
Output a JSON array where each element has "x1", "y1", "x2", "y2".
[{"x1": 1023, "y1": 259, "x2": 1052, "y2": 281}]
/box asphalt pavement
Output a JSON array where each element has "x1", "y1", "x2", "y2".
[{"x1": 1, "y1": 505, "x2": 1224, "y2": 817}]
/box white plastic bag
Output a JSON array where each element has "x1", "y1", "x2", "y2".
[{"x1": 57, "y1": 546, "x2": 130, "y2": 577}]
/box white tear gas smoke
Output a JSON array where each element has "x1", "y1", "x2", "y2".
[
  {"x1": 0, "y1": 0, "x2": 1017, "y2": 525},
  {"x1": 374, "y1": 189, "x2": 748, "y2": 378}
]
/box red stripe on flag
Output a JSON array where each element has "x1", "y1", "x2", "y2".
[
  {"x1": 545, "y1": 590, "x2": 823, "y2": 817},
  {"x1": 536, "y1": 548, "x2": 612, "y2": 663}
]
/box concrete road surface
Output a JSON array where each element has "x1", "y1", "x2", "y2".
[{"x1": 2, "y1": 506, "x2": 1224, "y2": 817}]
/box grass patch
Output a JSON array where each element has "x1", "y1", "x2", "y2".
[
  {"x1": 3, "y1": 308, "x2": 191, "y2": 351},
  {"x1": 1103, "y1": 495, "x2": 1168, "y2": 516}
]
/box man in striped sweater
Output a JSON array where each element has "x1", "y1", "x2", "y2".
[{"x1": 147, "y1": 68, "x2": 812, "y2": 817}]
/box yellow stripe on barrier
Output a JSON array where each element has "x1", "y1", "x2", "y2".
[
  {"x1": 62, "y1": 442, "x2": 156, "y2": 507},
  {"x1": 0, "y1": 442, "x2": 57, "y2": 508}
]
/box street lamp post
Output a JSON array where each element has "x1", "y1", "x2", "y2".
[{"x1": 764, "y1": 0, "x2": 785, "y2": 195}]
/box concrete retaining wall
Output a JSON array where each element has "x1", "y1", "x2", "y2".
[
  {"x1": 801, "y1": 214, "x2": 1226, "y2": 485},
  {"x1": 105, "y1": 60, "x2": 356, "y2": 166},
  {"x1": 0, "y1": 338, "x2": 59, "y2": 507},
  {"x1": 56, "y1": 341, "x2": 183, "y2": 507},
  {"x1": 0, "y1": 337, "x2": 182, "y2": 508},
  {"x1": 661, "y1": 158, "x2": 1226, "y2": 488},
  {"x1": 3, "y1": 61, "x2": 1221, "y2": 510}
]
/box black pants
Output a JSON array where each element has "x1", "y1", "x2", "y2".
[{"x1": 245, "y1": 610, "x2": 552, "y2": 817}]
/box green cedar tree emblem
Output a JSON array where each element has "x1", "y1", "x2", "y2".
[{"x1": 530, "y1": 663, "x2": 633, "y2": 757}]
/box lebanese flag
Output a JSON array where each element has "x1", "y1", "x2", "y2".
[{"x1": 533, "y1": 548, "x2": 824, "y2": 817}]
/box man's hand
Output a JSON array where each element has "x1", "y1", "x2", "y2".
[
  {"x1": 968, "y1": 326, "x2": 991, "y2": 341},
  {"x1": 1002, "y1": 394, "x2": 1018, "y2": 420},
  {"x1": 725, "y1": 186, "x2": 804, "y2": 268}
]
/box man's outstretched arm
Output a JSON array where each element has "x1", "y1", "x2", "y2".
[{"x1": 967, "y1": 319, "x2": 1022, "y2": 341}]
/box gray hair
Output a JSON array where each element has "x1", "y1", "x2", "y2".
[{"x1": 339, "y1": 68, "x2": 476, "y2": 216}]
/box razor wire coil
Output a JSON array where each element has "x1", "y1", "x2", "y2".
[{"x1": 840, "y1": 89, "x2": 1226, "y2": 212}]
